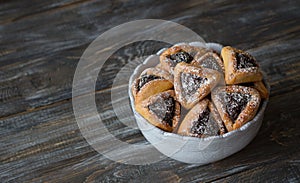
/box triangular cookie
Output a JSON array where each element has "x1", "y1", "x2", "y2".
[
  {"x1": 135, "y1": 90, "x2": 180, "y2": 132},
  {"x1": 159, "y1": 44, "x2": 209, "y2": 75},
  {"x1": 174, "y1": 62, "x2": 221, "y2": 109},
  {"x1": 221, "y1": 46, "x2": 263, "y2": 84},
  {"x1": 132, "y1": 68, "x2": 173, "y2": 104},
  {"x1": 211, "y1": 85, "x2": 261, "y2": 131},
  {"x1": 177, "y1": 99, "x2": 226, "y2": 137}
]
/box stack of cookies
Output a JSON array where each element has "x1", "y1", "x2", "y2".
[{"x1": 131, "y1": 44, "x2": 268, "y2": 138}]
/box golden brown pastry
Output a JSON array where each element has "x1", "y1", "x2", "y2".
[
  {"x1": 211, "y1": 85, "x2": 261, "y2": 132},
  {"x1": 159, "y1": 44, "x2": 209, "y2": 74},
  {"x1": 192, "y1": 52, "x2": 225, "y2": 73},
  {"x1": 173, "y1": 62, "x2": 221, "y2": 109},
  {"x1": 177, "y1": 99, "x2": 226, "y2": 137},
  {"x1": 221, "y1": 46, "x2": 263, "y2": 84},
  {"x1": 253, "y1": 81, "x2": 269, "y2": 99},
  {"x1": 135, "y1": 90, "x2": 180, "y2": 132},
  {"x1": 240, "y1": 81, "x2": 269, "y2": 99},
  {"x1": 132, "y1": 68, "x2": 173, "y2": 104},
  {"x1": 155, "y1": 63, "x2": 162, "y2": 70}
]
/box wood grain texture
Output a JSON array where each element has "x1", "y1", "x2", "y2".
[{"x1": 0, "y1": 0, "x2": 300, "y2": 182}]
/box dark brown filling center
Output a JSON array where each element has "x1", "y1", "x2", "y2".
[
  {"x1": 168, "y1": 51, "x2": 193, "y2": 66},
  {"x1": 200, "y1": 55, "x2": 222, "y2": 72},
  {"x1": 190, "y1": 107, "x2": 210, "y2": 135},
  {"x1": 225, "y1": 92, "x2": 250, "y2": 121},
  {"x1": 137, "y1": 74, "x2": 162, "y2": 91},
  {"x1": 181, "y1": 73, "x2": 207, "y2": 96},
  {"x1": 236, "y1": 52, "x2": 257, "y2": 69},
  {"x1": 148, "y1": 97, "x2": 175, "y2": 127}
]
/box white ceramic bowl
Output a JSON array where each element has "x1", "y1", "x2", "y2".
[{"x1": 128, "y1": 42, "x2": 269, "y2": 164}]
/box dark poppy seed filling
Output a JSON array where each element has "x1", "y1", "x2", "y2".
[
  {"x1": 224, "y1": 92, "x2": 251, "y2": 121},
  {"x1": 236, "y1": 52, "x2": 258, "y2": 69},
  {"x1": 137, "y1": 74, "x2": 162, "y2": 91},
  {"x1": 181, "y1": 73, "x2": 207, "y2": 96},
  {"x1": 190, "y1": 108, "x2": 210, "y2": 135},
  {"x1": 200, "y1": 55, "x2": 222, "y2": 72},
  {"x1": 240, "y1": 82, "x2": 254, "y2": 87},
  {"x1": 168, "y1": 51, "x2": 193, "y2": 66},
  {"x1": 148, "y1": 97, "x2": 175, "y2": 127}
]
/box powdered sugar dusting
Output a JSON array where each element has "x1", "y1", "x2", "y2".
[
  {"x1": 181, "y1": 73, "x2": 207, "y2": 97},
  {"x1": 224, "y1": 92, "x2": 250, "y2": 121},
  {"x1": 148, "y1": 96, "x2": 175, "y2": 126},
  {"x1": 238, "y1": 67, "x2": 259, "y2": 73},
  {"x1": 201, "y1": 55, "x2": 222, "y2": 71}
]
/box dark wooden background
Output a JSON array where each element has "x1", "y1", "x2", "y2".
[{"x1": 1, "y1": 0, "x2": 300, "y2": 182}]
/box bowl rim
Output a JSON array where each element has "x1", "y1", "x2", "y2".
[{"x1": 129, "y1": 42, "x2": 270, "y2": 142}]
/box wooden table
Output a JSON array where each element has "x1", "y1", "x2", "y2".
[{"x1": 1, "y1": 0, "x2": 299, "y2": 182}]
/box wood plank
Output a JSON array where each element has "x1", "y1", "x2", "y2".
[
  {"x1": 0, "y1": 0, "x2": 300, "y2": 182},
  {"x1": 1, "y1": 85, "x2": 299, "y2": 182}
]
